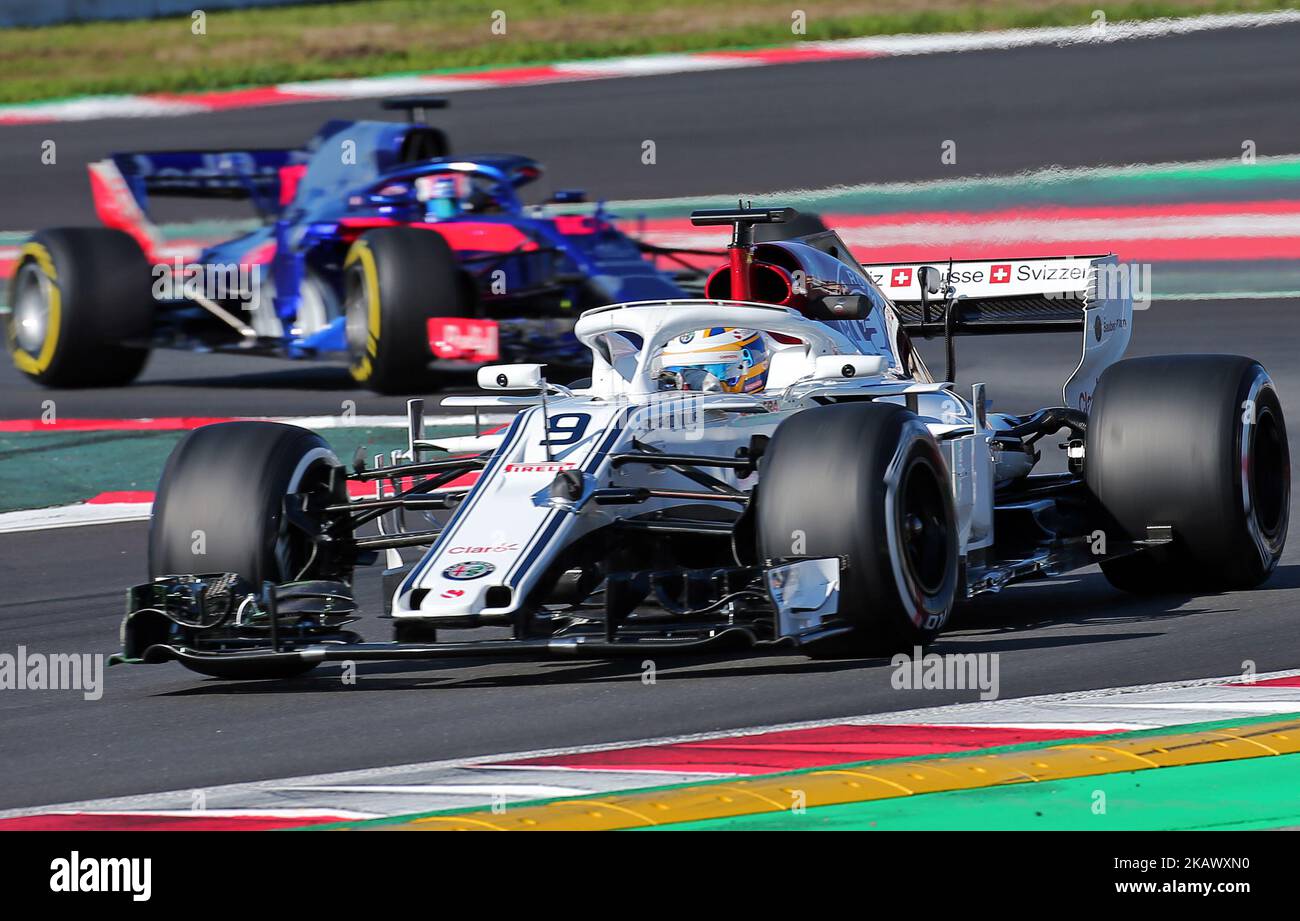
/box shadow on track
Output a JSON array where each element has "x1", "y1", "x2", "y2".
[{"x1": 949, "y1": 566, "x2": 1300, "y2": 632}]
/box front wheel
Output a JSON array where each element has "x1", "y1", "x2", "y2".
[
  {"x1": 149, "y1": 421, "x2": 351, "y2": 679},
  {"x1": 343, "y1": 227, "x2": 472, "y2": 394},
  {"x1": 757, "y1": 401, "x2": 960, "y2": 656}
]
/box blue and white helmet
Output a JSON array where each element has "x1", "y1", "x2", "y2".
[{"x1": 661, "y1": 327, "x2": 771, "y2": 393}]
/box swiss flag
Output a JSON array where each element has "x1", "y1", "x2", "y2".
[
  {"x1": 890, "y1": 267, "x2": 913, "y2": 288},
  {"x1": 990, "y1": 263, "x2": 1012, "y2": 284}
]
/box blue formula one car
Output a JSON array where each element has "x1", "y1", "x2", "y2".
[{"x1": 5, "y1": 98, "x2": 715, "y2": 392}]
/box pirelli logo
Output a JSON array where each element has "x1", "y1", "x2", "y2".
[{"x1": 505, "y1": 462, "x2": 576, "y2": 473}]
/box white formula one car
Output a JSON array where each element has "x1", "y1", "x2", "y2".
[{"x1": 115, "y1": 208, "x2": 1290, "y2": 679}]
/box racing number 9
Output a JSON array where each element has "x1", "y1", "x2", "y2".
[{"x1": 541, "y1": 412, "x2": 590, "y2": 447}]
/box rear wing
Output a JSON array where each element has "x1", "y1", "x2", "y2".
[
  {"x1": 862, "y1": 255, "x2": 1134, "y2": 412},
  {"x1": 97, "y1": 149, "x2": 309, "y2": 218},
  {"x1": 863, "y1": 256, "x2": 1116, "y2": 334},
  {"x1": 85, "y1": 151, "x2": 304, "y2": 267}
]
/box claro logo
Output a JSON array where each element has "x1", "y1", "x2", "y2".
[
  {"x1": 449, "y1": 543, "x2": 519, "y2": 554},
  {"x1": 50, "y1": 852, "x2": 151, "y2": 901}
]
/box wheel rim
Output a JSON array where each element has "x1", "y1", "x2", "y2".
[
  {"x1": 273, "y1": 449, "x2": 341, "y2": 583},
  {"x1": 343, "y1": 263, "x2": 370, "y2": 361},
  {"x1": 1250, "y1": 404, "x2": 1288, "y2": 542},
  {"x1": 898, "y1": 457, "x2": 951, "y2": 597},
  {"x1": 11, "y1": 261, "x2": 51, "y2": 355}
]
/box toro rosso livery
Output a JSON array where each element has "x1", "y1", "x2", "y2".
[
  {"x1": 114, "y1": 208, "x2": 1290, "y2": 679},
  {"x1": 6, "y1": 98, "x2": 703, "y2": 393}
]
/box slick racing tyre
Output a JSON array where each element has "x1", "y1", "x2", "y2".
[
  {"x1": 1087, "y1": 355, "x2": 1290, "y2": 593},
  {"x1": 6, "y1": 228, "x2": 153, "y2": 387},
  {"x1": 149, "y1": 422, "x2": 350, "y2": 679},
  {"x1": 757, "y1": 401, "x2": 959, "y2": 656},
  {"x1": 343, "y1": 226, "x2": 473, "y2": 394}
]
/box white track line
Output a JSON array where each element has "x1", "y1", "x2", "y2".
[
  {"x1": 286, "y1": 784, "x2": 596, "y2": 797},
  {"x1": 34, "y1": 808, "x2": 382, "y2": 820},
  {"x1": 273, "y1": 76, "x2": 498, "y2": 98},
  {"x1": 0, "y1": 502, "x2": 152, "y2": 534},
  {"x1": 554, "y1": 54, "x2": 763, "y2": 76},
  {"x1": 804, "y1": 11, "x2": 1300, "y2": 56}
]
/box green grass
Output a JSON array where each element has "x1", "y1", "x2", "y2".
[{"x1": 0, "y1": 0, "x2": 1295, "y2": 105}]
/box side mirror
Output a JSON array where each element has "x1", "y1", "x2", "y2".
[
  {"x1": 550, "y1": 189, "x2": 587, "y2": 204},
  {"x1": 918, "y1": 265, "x2": 943, "y2": 295},
  {"x1": 811, "y1": 355, "x2": 888, "y2": 381},
  {"x1": 477, "y1": 363, "x2": 544, "y2": 391}
]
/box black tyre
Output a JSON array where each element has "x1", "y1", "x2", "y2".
[
  {"x1": 149, "y1": 422, "x2": 349, "y2": 679},
  {"x1": 343, "y1": 227, "x2": 473, "y2": 394},
  {"x1": 6, "y1": 228, "x2": 152, "y2": 387},
  {"x1": 1087, "y1": 355, "x2": 1289, "y2": 593},
  {"x1": 757, "y1": 402, "x2": 960, "y2": 655}
]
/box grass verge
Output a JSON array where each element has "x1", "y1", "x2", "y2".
[{"x1": 1, "y1": 0, "x2": 1295, "y2": 105}]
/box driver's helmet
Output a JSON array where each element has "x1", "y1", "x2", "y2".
[
  {"x1": 418, "y1": 173, "x2": 471, "y2": 220},
  {"x1": 660, "y1": 328, "x2": 771, "y2": 394}
]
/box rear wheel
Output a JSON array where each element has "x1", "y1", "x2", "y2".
[
  {"x1": 343, "y1": 227, "x2": 472, "y2": 394},
  {"x1": 149, "y1": 421, "x2": 350, "y2": 679},
  {"x1": 1087, "y1": 355, "x2": 1290, "y2": 593},
  {"x1": 757, "y1": 402, "x2": 959, "y2": 656},
  {"x1": 6, "y1": 228, "x2": 152, "y2": 387}
]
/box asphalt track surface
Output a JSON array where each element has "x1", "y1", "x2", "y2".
[{"x1": 2, "y1": 25, "x2": 1299, "y2": 810}]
